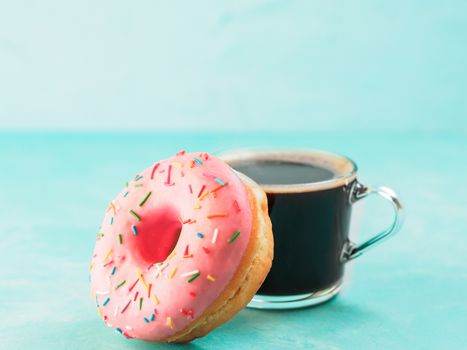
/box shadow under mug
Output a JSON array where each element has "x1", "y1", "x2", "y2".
[{"x1": 222, "y1": 150, "x2": 404, "y2": 310}]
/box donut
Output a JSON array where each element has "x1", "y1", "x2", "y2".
[{"x1": 90, "y1": 151, "x2": 273, "y2": 342}]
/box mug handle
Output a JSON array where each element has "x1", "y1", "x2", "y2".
[{"x1": 342, "y1": 180, "x2": 404, "y2": 261}]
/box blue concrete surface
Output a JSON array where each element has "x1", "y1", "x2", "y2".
[{"x1": 0, "y1": 131, "x2": 466, "y2": 349}]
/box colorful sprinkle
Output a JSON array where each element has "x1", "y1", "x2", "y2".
[
  {"x1": 179, "y1": 218, "x2": 196, "y2": 225},
  {"x1": 210, "y1": 184, "x2": 226, "y2": 193},
  {"x1": 198, "y1": 191, "x2": 209, "y2": 201},
  {"x1": 121, "y1": 300, "x2": 131, "y2": 314},
  {"x1": 153, "y1": 262, "x2": 168, "y2": 279},
  {"x1": 165, "y1": 165, "x2": 172, "y2": 185},
  {"x1": 134, "y1": 184, "x2": 143, "y2": 188},
  {"x1": 103, "y1": 248, "x2": 113, "y2": 262},
  {"x1": 150, "y1": 163, "x2": 160, "y2": 180},
  {"x1": 197, "y1": 185, "x2": 206, "y2": 198},
  {"x1": 110, "y1": 216, "x2": 114, "y2": 225},
  {"x1": 214, "y1": 177, "x2": 226, "y2": 186},
  {"x1": 150, "y1": 313, "x2": 155, "y2": 321},
  {"x1": 188, "y1": 184, "x2": 193, "y2": 194},
  {"x1": 202, "y1": 246, "x2": 210, "y2": 254},
  {"x1": 189, "y1": 291, "x2": 197, "y2": 297},
  {"x1": 212, "y1": 228, "x2": 219, "y2": 244},
  {"x1": 180, "y1": 308, "x2": 188, "y2": 316},
  {"x1": 116, "y1": 327, "x2": 123, "y2": 334},
  {"x1": 129, "y1": 210, "x2": 141, "y2": 221},
  {"x1": 109, "y1": 202, "x2": 117, "y2": 214},
  {"x1": 169, "y1": 268, "x2": 177, "y2": 279},
  {"x1": 103, "y1": 259, "x2": 114, "y2": 267},
  {"x1": 167, "y1": 317, "x2": 174, "y2": 329},
  {"x1": 196, "y1": 232, "x2": 204, "y2": 239},
  {"x1": 144, "y1": 317, "x2": 150, "y2": 323},
  {"x1": 111, "y1": 267, "x2": 116, "y2": 275},
  {"x1": 207, "y1": 213, "x2": 227, "y2": 219},
  {"x1": 132, "y1": 225, "x2": 138, "y2": 235},
  {"x1": 118, "y1": 234, "x2": 123, "y2": 244},
  {"x1": 95, "y1": 290, "x2": 109, "y2": 295},
  {"x1": 139, "y1": 297, "x2": 143, "y2": 310},
  {"x1": 181, "y1": 270, "x2": 199, "y2": 278},
  {"x1": 123, "y1": 191, "x2": 129, "y2": 198},
  {"x1": 116, "y1": 280, "x2": 126, "y2": 289},
  {"x1": 176, "y1": 150, "x2": 186, "y2": 155},
  {"x1": 167, "y1": 250, "x2": 176, "y2": 260},
  {"x1": 207, "y1": 274, "x2": 216, "y2": 282},
  {"x1": 148, "y1": 283, "x2": 152, "y2": 298},
  {"x1": 233, "y1": 200, "x2": 241, "y2": 212},
  {"x1": 139, "y1": 191, "x2": 152, "y2": 207},
  {"x1": 128, "y1": 278, "x2": 139, "y2": 292},
  {"x1": 133, "y1": 291, "x2": 139, "y2": 301},
  {"x1": 228, "y1": 230, "x2": 241, "y2": 243},
  {"x1": 187, "y1": 272, "x2": 201, "y2": 283},
  {"x1": 154, "y1": 295, "x2": 160, "y2": 305},
  {"x1": 103, "y1": 297, "x2": 110, "y2": 306},
  {"x1": 193, "y1": 157, "x2": 203, "y2": 165},
  {"x1": 135, "y1": 175, "x2": 143, "y2": 181},
  {"x1": 137, "y1": 270, "x2": 149, "y2": 291}
]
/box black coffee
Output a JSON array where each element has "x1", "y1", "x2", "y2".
[
  {"x1": 233, "y1": 160, "x2": 335, "y2": 185},
  {"x1": 230, "y1": 160, "x2": 353, "y2": 296}
]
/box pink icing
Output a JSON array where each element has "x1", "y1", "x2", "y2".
[{"x1": 90, "y1": 152, "x2": 252, "y2": 341}]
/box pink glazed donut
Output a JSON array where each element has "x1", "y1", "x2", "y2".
[{"x1": 90, "y1": 151, "x2": 273, "y2": 342}]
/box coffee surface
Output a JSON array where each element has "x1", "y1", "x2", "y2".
[{"x1": 232, "y1": 160, "x2": 335, "y2": 185}]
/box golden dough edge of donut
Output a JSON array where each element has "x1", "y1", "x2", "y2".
[{"x1": 161, "y1": 172, "x2": 274, "y2": 343}]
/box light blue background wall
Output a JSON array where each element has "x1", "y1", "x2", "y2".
[{"x1": 1, "y1": 1, "x2": 466, "y2": 131}]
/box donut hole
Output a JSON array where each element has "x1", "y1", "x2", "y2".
[{"x1": 132, "y1": 205, "x2": 182, "y2": 264}]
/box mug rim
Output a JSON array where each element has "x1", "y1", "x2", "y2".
[{"x1": 220, "y1": 149, "x2": 358, "y2": 193}]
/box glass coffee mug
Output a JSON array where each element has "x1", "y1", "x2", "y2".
[{"x1": 222, "y1": 150, "x2": 404, "y2": 309}]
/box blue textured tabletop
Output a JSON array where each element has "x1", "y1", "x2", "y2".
[{"x1": 1, "y1": 132, "x2": 466, "y2": 350}]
